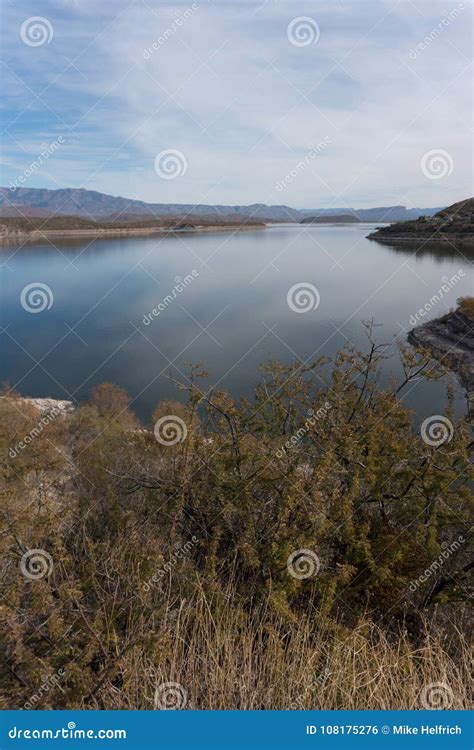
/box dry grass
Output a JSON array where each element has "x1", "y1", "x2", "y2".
[
  {"x1": 2, "y1": 373, "x2": 471, "y2": 711},
  {"x1": 96, "y1": 588, "x2": 471, "y2": 711},
  {"x1": 457, "y1": 296, "x2": 474, "y2": 319}
]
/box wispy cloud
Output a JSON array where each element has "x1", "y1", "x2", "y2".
[{"x1": 1, "y1": 0, "x2": 471, "y2": 207}]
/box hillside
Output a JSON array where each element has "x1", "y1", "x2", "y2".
[
  {"x1": 0, "y1": 213, "x2": 265, "y2": 241},
  {"x1": 0, "y1": 186, "x2": 441, "y2": 224},
  {"x1": 301, "y1": 214, "x2": 361, "y2": 224},
  {"x1": 368, "y1": 198, "x2": 474, "y2": 244}
]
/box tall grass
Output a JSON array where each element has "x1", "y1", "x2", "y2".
[{"x1": 94, "y1": 587, "x2": 471, "y2": 710}]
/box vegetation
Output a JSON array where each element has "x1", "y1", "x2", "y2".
[
  {"x1": 408, "y1": 296, "x2": 474, "y2": 404},
  {"x1": 0, "y1": 214, "x2": 265, "y2": 236},
  {"x1": 368, "y1": 197, "x2": 474, "y2": 243},
  {"x1": 0, "y1": 337, "x2": 472, "y2": 709},
  {"x1": 301, "y1": 214, "x2": 360, "y2": 224},
  {"x1": 458, "y1": 296, "x2": 474, "y2": 320}
]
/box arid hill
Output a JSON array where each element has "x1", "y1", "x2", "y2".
[
  {"x1": 0, "y1": 186, "x2": 442, "y2": 223},
  {"x1": 0, "y1": 214, "x2": 265, "y2": 241},
  {"x1": 368, "y1": 198, "x2": 474, "y2": 244}
]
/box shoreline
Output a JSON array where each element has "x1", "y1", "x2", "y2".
[
  {"x1": 407, "y1": 308, "x2": 473, "y2": 415},
  {"x1": 4, "y1": 396, "x2": 76, "y2": 415},
  {"x1": 0, "y1": 222, "x2": 266, "y2": 244},
  {"x1": 367, "y1": 234, "x2": 474, "y2": 245},
  {"x1": 366, "y1": 197, "x2": 474, "y2": 246}
]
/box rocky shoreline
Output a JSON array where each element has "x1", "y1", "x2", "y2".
[
  {"x1": 408, "y1": 307, "x2": 474, "y2": 413},
  {"x1": 368, "y1": 234, "x2": 473, "y2": 245},
  {"x1": 0, "y1": 395, "x2": 75, "y2": 416},
  {"x1": 368, "y1": 197, "x2": 474, "y2": 245}
]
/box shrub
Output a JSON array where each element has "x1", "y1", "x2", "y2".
[{"x1": 0, "y1": 340, "x2": 471, "y2": 708}]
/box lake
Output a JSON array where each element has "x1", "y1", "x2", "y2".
[{"x1": 1, "y1": 223, "x2": 472, "y2": 423}]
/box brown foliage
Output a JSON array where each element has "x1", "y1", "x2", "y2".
[{"x1": 0, "y1": 342, "x2": 472, "y2": 709}]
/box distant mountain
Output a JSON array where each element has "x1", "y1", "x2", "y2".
[
  {"x1": 0, "y1": 188, "x2": 302, "y2": 222},
  {"x1": 298, "y1": 205, "x2": 442, "y2": 222},
  {"x1": 0, "y1": 186, "x2": 443, "y2": 224},
  {"x1": 301, "y1": 214, "x2": 360, "y2": 224},
  {"x1": 368, "y1": 198, "x2": 474, "y2": 244}
]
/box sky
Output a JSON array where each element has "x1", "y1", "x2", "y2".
[{"x1": 0, "y1": 0, "x2": 472, "y2": 209}]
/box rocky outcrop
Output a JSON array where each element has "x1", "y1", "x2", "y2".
[
  {"x1": 368, "y1": 198, "x2": 474, "y2": 244},
  {"x1": 408, "y1": 307, "x2": 474, "y2": 413},
  {"x1": 0, "y1": 395, "x2": 76, "y2": 417},
  {"x1": 25, "y1": 397, "x2": 75, "y2": 416}
]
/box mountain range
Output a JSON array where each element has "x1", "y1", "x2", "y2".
[{"x1": 0, "y1": 186, "x2": 442, "y2": 224}]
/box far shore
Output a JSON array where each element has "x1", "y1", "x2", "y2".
[
  {"x1": 368, "y1": 234, "x2": 474, "y2": 245},
  {"x1": 0, "y1": 222, "x2": 266, "y2": 244}
]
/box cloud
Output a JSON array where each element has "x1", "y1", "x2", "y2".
[{"x1": 1, "y1": 0, "x2": 471, "y2": 207}]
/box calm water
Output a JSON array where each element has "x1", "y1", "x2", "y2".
[{"x1": 1, "y1": 224, "x2": 472, "y2": 423}]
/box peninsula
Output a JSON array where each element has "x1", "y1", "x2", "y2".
[{"x1": 367, "y1": 198, "x2": 474, "y2": 245}]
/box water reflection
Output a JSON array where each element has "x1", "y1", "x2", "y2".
[
  {"x1": 1, "y1": 224, "x2": 472, "y2": 422},
  {"x1": 368, "y1": 237, "x2": 474, "y2": 262}
]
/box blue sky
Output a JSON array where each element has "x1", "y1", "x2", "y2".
[{"x1": 0, "y1": 0, "x2": 471, "y2": 208}]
